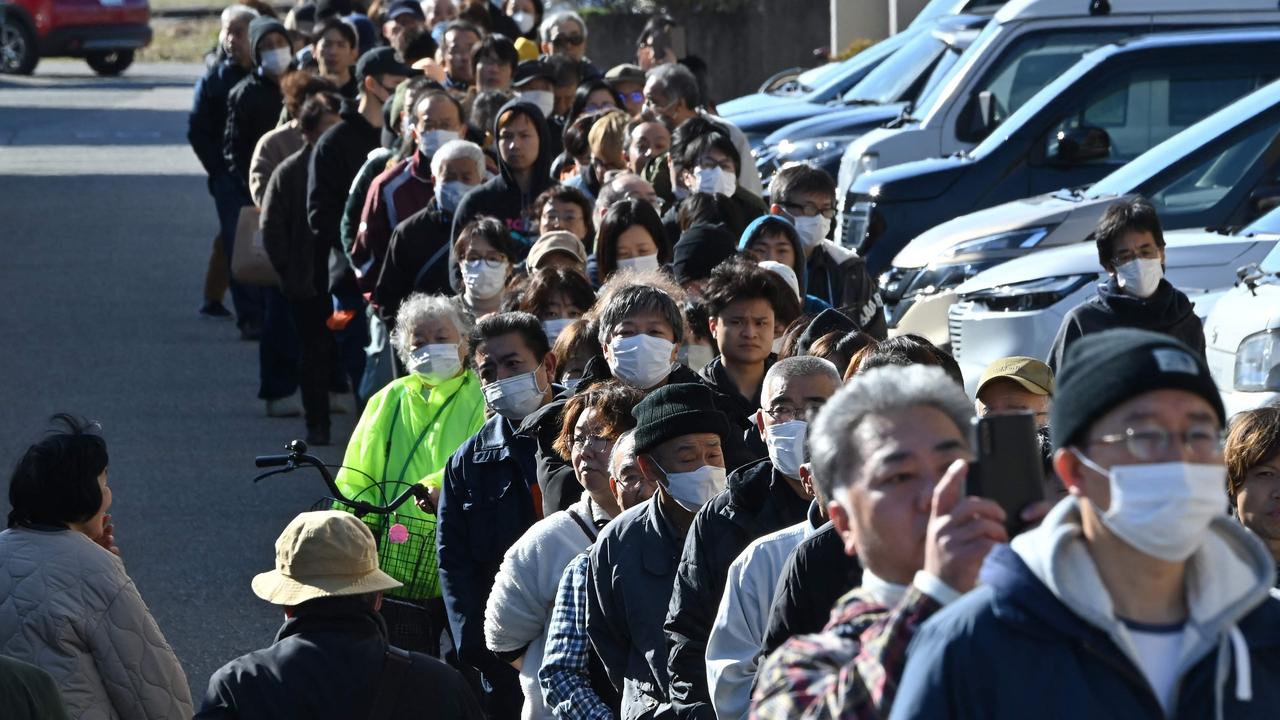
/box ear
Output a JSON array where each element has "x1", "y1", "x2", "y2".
[
  {"x1": 363, "y1": 74, "x2": 379, "y2": 95},
  {"x1": 707, "y1": 315, "x2": 719, "y2": 338},
  {"x1": 798, "y1": 463, "x2": 817, "y2": 500},
  {"x1": 1054, "y1": 447, "x2": 1087, "y2": 498},
  {"x1": 754, "y1": 409, "x2": 766, "y2": 438},
  {"x1": 541, "y1": 41, "x2": 554, "y2": 56},
  {"x1": 826, "y1": 499, "x2": 858, "y2": 558},
  {"x1": 542, "y1": 351, "x2": 558, "y2": 382},
  {"x1": 637, "y1": 454, "x2": 664, "y2": 485}
]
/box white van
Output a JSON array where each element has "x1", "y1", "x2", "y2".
[
  {"x1": 831, "y1": 0, "x2": 1280, "y2": 246},
  {"x1": 1203, "y1": 243, "x2": 1280, "y2": 417}
]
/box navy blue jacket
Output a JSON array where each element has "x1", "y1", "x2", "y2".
[
  {"x1": 437, "y1": 413, "x2": 539, "y2": 685},
  {"x1": 892, "y1": 544, "x2": 1280, "y2": 719},
  {"x1": 188, "y1": 58, "x2": 248, "y2": 183}
]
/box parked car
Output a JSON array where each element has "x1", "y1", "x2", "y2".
[
  {"x1": 0, "y1": 0, "x2": 150, "y2": 75},
  {"x1": 885, "y1": 75, "x2": 1280, "y2": 344},
  {"x1": 945, "y1": 226, "x2": 1279, "y2": 396},
  {"x1": 751, "y1": 14, "x2": 987, "y2": 193},
  {"x1": 1203, "y1": 225, "x2": 1280, "y2": 417},
  {"x1": 831, "y1": 0, "x2": 1280, "y2": 247}
]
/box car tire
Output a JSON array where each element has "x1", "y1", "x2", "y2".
[
  {"x1": 86, "y1": 49, "x2": 133, "y2": 76},
  {"x1": 0, "y1": 14, "x2": 38, "y2": 75}
]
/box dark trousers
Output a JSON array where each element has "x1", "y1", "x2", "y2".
[
  {"x1": 258, "y1": 287, "x2": 300, "y2": 401},
  {"x1": 288, "y1": 294, "x2": 338, "y2": 432},
  {"x1": 210, "y1": 172, "x2": 263, "y2": 328}
]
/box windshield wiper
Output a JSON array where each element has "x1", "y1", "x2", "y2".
[
  {"x1": 843, "y1": 98, "x2": 882, "y2": 106},
  {"x1": 884, "y1": 102, "x2": 917, "y2": 129}
]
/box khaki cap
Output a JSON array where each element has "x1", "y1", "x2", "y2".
[
  {"x1": 527, "y1": 231, "x2": 588, "y2": 269},
  {"x1": 977, "y1": 356, "x2": 1055, "y2": 397},
  {"x1": 251, "y1": 511, "x2": 401, "y2": 606}
]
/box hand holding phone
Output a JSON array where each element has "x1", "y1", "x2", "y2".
[{"x1": 966, "y1": 413, "x2": 1046, "y2": 536}]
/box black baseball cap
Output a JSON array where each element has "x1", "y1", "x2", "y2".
[
  {"x1": 386, "y1": 0, "x2": 425, "y2": 21},
  {"x1": 513, "y1": 59, "x2": 555, "y2": 88},
  {"x1": 356, "y1": 46, "x2": 413, "y2": 84}
]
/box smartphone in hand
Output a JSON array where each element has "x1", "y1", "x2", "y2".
[{"x1": 966, "y1": 413, "x2": 1045, "y2": 536}]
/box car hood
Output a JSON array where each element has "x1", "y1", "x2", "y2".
[
  {"x1": 720, "y1": 92, "x2": 808, "y2": 117},
  {"x1": 956, "y1": 230, "x2": 1265, "y2": 295},
  {"x1": 893, "y1": 192, "x2": 1079, "y2": 268},
  {"x1": 730, "y1": 101, "x2": 848, "y2": 136},
  {"x1": 853, "y1": 153, "x2": 968, "y2": 201},
  {"x1": 762, "y1": 103, "x2": 904, "y2": 146}
]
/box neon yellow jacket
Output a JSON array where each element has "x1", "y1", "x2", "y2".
[{"x1": 336, "y1": 369, "x2": 486, "y2": 598}]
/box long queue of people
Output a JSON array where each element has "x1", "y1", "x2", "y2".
[{"x1": 4, "y1": 2, "x2": 1280, "y2": 719}]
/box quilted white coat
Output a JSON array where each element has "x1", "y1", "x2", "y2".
[{"x1": 0, "y1": 526, "x2": 193, "y2": 719}]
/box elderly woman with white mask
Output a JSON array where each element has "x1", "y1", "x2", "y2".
[{"x1": 335, "y1": 293, "x2": 485, "y2": 653}]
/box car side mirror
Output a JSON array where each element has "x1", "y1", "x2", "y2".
[{"x1": 1054, "y1": 126, "x2": 1111, "y2": 164}]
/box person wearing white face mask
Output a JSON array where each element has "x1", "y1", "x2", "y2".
[
  {"x1": 517, "y1": 266, "x2": 594, "y2": 348},
  {"x1": 332, "y1": 293, "x2": 484, "y2": 650},
  {"x1": 437, "y1": 311, "x2": 559, "y2": 720},
  {"x1": 452, "y1": 217, "x2": 517, "y2": 318},
  {"x1": 352, "y1": 89, "x2": 465, "y2": 299},
  {"x1": 666, "y1": 357, "x2": 841, "y2": 720},
  {"x1": 1048, "y1": 196, "x2": 1206, "y2": 373},
  {"x1": 595, "y1": 198, "x2": 669, "y2": 285},
  {"x1": 375, "y1": 139, "x2": 486, "y2": 324},
  {"x1": 587, "y1": 382, "x2": 731, "y2": 720},
  {"x1": 893, "y1": 329, "x2": 1280, "y2": 720},
  {"x1": 767, "y1": 163, "x2": 886, "y2": 339}
]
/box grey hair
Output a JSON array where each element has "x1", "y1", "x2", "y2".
[
  {"x1": 763, "y1": 356, "x2": 842, "y2": 401},
  {"x1": 540, "y1": 11, "x2": 587, "y2": 44},
  {"x1": 646, "y1": 63, "x2": 700, "y2": 110},
  {"x1": 595, "y1": 172, "x2": 648, "y2": 215},
  {"x1": 430, "y1": 139, "x2": 486, "y2": 181},
  {"x1": 810, "y1": 364, "x2": 974, "y2": 502},
  {"x1": 610, "y1": 429, "x2": 637, "y2": 478},
  {"x1": 596, "y1": 284, "x2": 685, "y2": 348},
  {"x1": 221, "y1": 4, "x2": 258, "y2": 28},
  {"x1": 391, "y1": 293, "x2": 474, "y2": 366}
]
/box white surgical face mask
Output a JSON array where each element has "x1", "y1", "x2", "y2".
[
  {"x1": 616, "y1": 253, "x2": 660, "y2": 274},
  {"x1": 519, "y1": 90, "x2": 555, "y2": 120},
  {"x1": 462, "y1": 260, "x2": 508, "y2": 299},
  {"x1": 407, "y1": 343, "x2": 462, "y2": 385},
  {"x1": 694, "y1": 166, "x2": 736, "y2": 197},
  {"x1": 1073, "y1": 450, "x2": 1227, "y2": 562},
  {"x1": 1115, "y1": 257, "x2": 1163, "y2": 299},
  {"x1": 608, "y1": 334, "x2": 675, "y2": 389},
  {"x1": 483, "y1": 365, "x2": 547, "y2": 419},
  {"x1": 792, "y1": 214, "x2": 830, "y2": 251},
  {"x1": 512, "y1": 10, "x2": 535, "y2": 33},
  {"x1": 543, "y1": 317, "x2": 572, "y2": 344},
  {"x1": 680, "y1": 343, "x2": 715, "y2": 371},
  {"x1": 260, "y1": 47, "x2": 292, "y2": 76},
  {"x1": 657, "y1": 461, "x2": 727, "y2": 512},
  {"x1": 419, "y1": 129, "x2": 460, "y2": 160},
  {"x1": 437, "y1": 180, "x2": 478, "y2": 215},
  {"x1": 764, "y1": 420, "x2": 806, "y2": 479}
]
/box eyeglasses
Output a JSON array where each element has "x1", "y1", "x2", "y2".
[
  {"x1": 777, "y1": 198, "x2": 837, "y2": 220},
  {"x1": 621, "y1": 90, "x2": 645, "y2": 104},
  {"x1": 553, "y1": 34, "x2": 585, "y2": 47},
  {"x1": 1111, "y1": 245, "x2": 1161, "y2": 266},
  {"x1": 583, "y1": 103, "x2": 616, "y2": 114},
  {"x1": 572, "y1": 432, "x2": 611, "y2": 450},
  {"x1": 465, "y1": 255, "x2": 507, "y2": 268},
  {"x1": 763, "y1": 403, "x2": 823, "y2": 424},
  {"x1": 1088, "y1": 423, "x2": 1224, "y2": 461},
  {"x1": 542, "y1": 211, "x2": 582, "y2": 224}
]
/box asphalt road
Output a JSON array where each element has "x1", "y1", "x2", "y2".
[{"x1": 0, "y1": 60, "x2": 357, "y2": 702}]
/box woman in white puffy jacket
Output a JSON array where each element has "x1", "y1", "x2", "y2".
[{"x1": 0, "y1": 414, "x2": 193, "y2": 720}]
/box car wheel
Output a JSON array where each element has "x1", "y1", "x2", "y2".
[
  {"x1": 86, "y1": 49, "x2": 133, "y2": 76},
  {"x1": 0, "y1": 15, "x2": 38, "y2": 75}
]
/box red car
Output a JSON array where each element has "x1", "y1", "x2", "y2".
[{"x1": 0, "y1": 0, "x2": 151, "y2": 75}]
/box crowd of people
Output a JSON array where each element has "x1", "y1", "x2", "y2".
[{"x1": 2, "y1": 1, "x2": 1280, "y2": 719}]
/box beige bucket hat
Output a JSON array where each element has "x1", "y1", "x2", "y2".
[{"x1": 251, "y1": 511, "x2": 402, "y2": 606}]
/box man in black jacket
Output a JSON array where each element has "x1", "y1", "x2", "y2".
[
  {"x1": 450, "y1": 98, "x2": 555, "y2": 249},
  {"x1": 1047, "y1": 196, "x2": 1206, "y2": 372},
  {"x1": 196, "y1": 511, "x2": 483, "y2": 720},
  {"x1": 666, "y1": 355, "x2": 841, "y2": 719}
]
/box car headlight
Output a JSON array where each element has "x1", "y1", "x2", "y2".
[
  {"x1": 943, "y1": 226, "x2": 1052, "y2": 257},
  {"x1": 961, "y1": 274, "x2": 1094, "y2": 312},
  {"x1": 1234, "y1": 329, "x2": 1280, "y2": 391},
  {"x1": 855, "y1": 152, "x2": 878, "y2": 178},
  {"x1": 775, "y1": 137, "x2": 850, "y2": 166},
  {"x1": 893, "y1": 259, "x2": 1004, "y2": 301}
]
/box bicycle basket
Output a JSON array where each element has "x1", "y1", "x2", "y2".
[{"x1": 315, "y1": 490, "x2": 441, "y2": 600}]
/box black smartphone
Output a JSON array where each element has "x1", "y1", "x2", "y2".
[{"x1": 966, "y1": 413, "x2": 1045, "y2": 537}]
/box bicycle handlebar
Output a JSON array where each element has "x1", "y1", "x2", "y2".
[{"x1": 252, "y1": 440, "x2": 423, "y2": 516}]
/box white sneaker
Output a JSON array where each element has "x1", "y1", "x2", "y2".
[
  {"x1": 329, "y1": 391, "x2": 352, "y2": 415},
  {"x1": 266, "y1": 395, "x2": 303, "y2": 418}
]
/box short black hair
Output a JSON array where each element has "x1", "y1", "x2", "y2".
[
  {"x1": 533, "y1": 184, "x2": 595, "y2": 242},
  {"x1": 454, "y1": 216, "x2": 520, "y2": 263},
  {"x1": 299, "y1": 91, "x2": 343, "y2": 136},
  {"x1": 671, "y1": 116, "x2": 739, "y2": 175},
  {"x1": 316, "y1": 17, "x2": 357, "y2": 49},
  {"x1": 469, "y1": 311, "x2": 551, "y2": 364},
  {"x1": 1095, "y1": 196, "x2": 1165, "y2": 270},
  {"x1": 403, "y1": 31, "x2": 438, "y2": 64},
  {"x1": 676, "y1": 193, "x2": 724, "y2": 231},
  {"x1": 850, "y1": 334, "x2": 963, "y2": 387},
  {"x1": 570, "y1": 80, "x2": 622, "y2": 125},
  {"x1": 414, "y1": 89, "x2": 467, "y2": 126},
  {"x1": 769, "y1": 162, "x2": 836, "y2": 205},
  {"x1": 444, "y1": 19, "x2": 483, "y2": 42},
  {"x1": 471, "y1": 33, "x2": 517, "y2": 74},
  {"x1": 701, "y1": 255, "x2": 786, "y2": 320},
  {"x1": 519, "y1": 266, "x2": 597, "y2": 319},
  {"x1": 8, "y1": 414, "x2": 108, "y2": 529},
  {"x1": 596, "y1": 199, "x2": 670, "y2": 281},
  {"x1": 547, "y1": 53, "x2": 581, "y2": 88}
]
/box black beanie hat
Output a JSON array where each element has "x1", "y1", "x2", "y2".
[
  {"x1": 796, "y1": 307, "x2": 857, "y2": 355},
  {"x1": 673, "y1": 223, "x2": 737, "y2": 285},
  {"x1": 632, "y1": 383, "x2": 732, "y2": 454},
  {"x1": 1050, "y1": 328, "x2": 1225, "y2": 450},
  {"x1": 249, "y1": 17, "x2": 289, "y2": 61},
  {"x1": 314, "y1": 0, "x2": 352, "y2": 20}
]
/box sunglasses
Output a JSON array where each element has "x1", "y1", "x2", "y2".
[
  {"x1": 621, "y1": 90, "x2": 644, "y2": 104},
  {"x1": 553, "y1": 34, "x2": 585, "y2": 47}
]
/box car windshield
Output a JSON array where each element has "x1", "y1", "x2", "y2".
[
  {"x1": 791, "y1": 62, "x2": 845, "y2": 94},
  {"x1": 842, "y1": 30, "x2": 951, "y2": 105}
]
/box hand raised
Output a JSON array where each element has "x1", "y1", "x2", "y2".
[{"x1": 923, "y1": 460, "x2": 1007, "y2": 594}]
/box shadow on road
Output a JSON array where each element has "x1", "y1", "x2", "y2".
[{"x1": 0, "y1": 106, "x2": 190, "y2": 146}]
